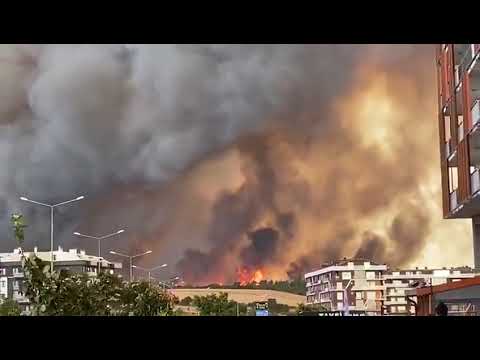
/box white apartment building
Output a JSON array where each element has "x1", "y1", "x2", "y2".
[
  {"x1": 384, "y1": 267, "x2": 475, "y2": 316},
  {"x1": 305, "y1": 259, "x2": 387, "y2": 316},
  {"x1": 0, "y1": 246, "x2": 122, "y2": 307}
]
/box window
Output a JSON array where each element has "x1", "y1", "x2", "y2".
[
  {"x1": 458, "y1": 114, "x2": 464, "y2": 142},
  {"x1": 342, "y1": 272, "x2": 351, "y2": 280},
  {"x1": 337, "y1": 292, "x2": 343, "y2": 301},
  {"x1": 0, "y1": 268, "x2": 5, "y2": 275},
  {"x1": 337, "y1": 283, "x2": 343, "y2": 290},
  {"x1": 366, "y1": 271, "x2": 375, "y2": 279},
  {"x1": 444, "y1": 113, "x2": 451, "y2": 142},
  {"x1": 449, "y1": 166, "x2": 458, "y2": 193},
  {"x1": 356, "y1": 292, "x2": 362, "y2": 300},
  {"x1": 398, "y1": 306, "x2": 406, "y2": 312}
]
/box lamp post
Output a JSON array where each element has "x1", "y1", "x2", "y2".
[
  {"x1": 159, "y1": 276, "x2": 180, "y2": 290},
  {"x1": 109, "y1": 250, "x2": 152, "y2": 282},
  {"x1": 20, "y1": 195, "x2": 84, "y2": 272},
  {"x1": 73, "y1": 229, "x2": 125, "y2": 258},
  {"x1": 132, "y1": 263, "x2": 167, "y2": 284}
]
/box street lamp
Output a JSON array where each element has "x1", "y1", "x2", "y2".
[
  {"x1": 132, "y1": 263, "x2": 167, "y2": 284},
  {"x1": 109, "y1": 250, "x2": 152, "y2": 282},
  {"x1": 20, "y1": 195, "x2": 84, "y2": 272},
  {"x1": 158, "y1": 276, "x2": 180, "y2": 290},
  {"x1": 73, "y1": 229, "x2": 125, "y2": 257}
]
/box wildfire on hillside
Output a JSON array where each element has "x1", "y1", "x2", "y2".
[{"x1": 237, "y1": 267, "x2": 264, "y2": 286}]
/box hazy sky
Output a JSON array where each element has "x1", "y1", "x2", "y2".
[{"x1": 0, "y1": 44, "x2": 473, "y2": 283}]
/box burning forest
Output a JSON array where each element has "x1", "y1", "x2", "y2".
[{"x1": 0, "y1": 44, "x2": 473, "y2": 286}]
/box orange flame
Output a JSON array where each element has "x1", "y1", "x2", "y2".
[{"x1": 237, "y1": 267, "x2": 264, "y2": 285}]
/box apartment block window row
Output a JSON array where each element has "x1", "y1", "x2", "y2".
[
  {"x1": 305, "y1": 258, "x2": 475, "y2": 315},
  {"x1": 437, "y1": 44, "x2": 480, "y2": 215}
]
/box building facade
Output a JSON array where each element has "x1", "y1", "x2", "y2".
[
  {"x1": 436, "y1": 44, "x2": 480, "y2": 268},
  {"x1": 305, "y1": 259, "x2": 476, "y2": 316},
  {"x1": 0, "y1": 246, "x2": 122, "y2": 308},
  {"x1": 304, "y1": 259, "x2": 387, "y2": 316},
  {"x1": 406, "y1": 277, "x2": 480, "y2": 316},
  {"x1": 384, "y1": 267, "x2": 475, "y2": 315}
]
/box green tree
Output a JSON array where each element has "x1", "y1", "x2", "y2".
[
  {"x1": 12, "y1": 213, "x2": 177, "y2": 316},
  {"x1": 192, "y1": 293, "x2": 238, "y2": 316},
  {"x1": 296, "y1": 303, "x2": 327, "y2": 315},
  {"x1": 0, "y1": 298, "x2": 22, "y2": 316},
  {"x1": 11, "y1": 213, "x2": 27, "y2": 249},
  {"x1": 179, "y1": 296, "x2": 193, "y2": 306},
  {"x1": 120, "y1": 281, "x2": 176, "y2": 316}
]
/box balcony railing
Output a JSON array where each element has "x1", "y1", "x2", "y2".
[
  {"x1": 472, "y1": 100, "x2": 480, "y2": 128},
  {"x1": 450, "y1": 190, "x2": 458, "y2": 211},
  {"x1": 472, "y1": 170, "x2": 480, "y2": 195},
  {"x1": 455, "y1": 65, "x2": 461, "y2": 87},
  {"x1": 458, "y1": 123, "x2": 464, "y2": 142},
  {"x1": 471, "y1": 44, "x2": 480, "y2": 60},
  {"x1": 446, "y1": 140, "x2": 452, "y2": 158}
]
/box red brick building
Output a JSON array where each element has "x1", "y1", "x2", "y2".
[{"x1": 436, "y1": 44, "x2": 480, "y2": 268}]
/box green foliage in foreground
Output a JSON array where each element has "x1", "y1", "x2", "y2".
[
  {"x1": 21, "y1": 255, "x2": 177, "y2": 316},
  {"x1": 193, "y1": 293, "x2": 238, "y2": 316},
  {"x1": 11, "y1": 213, "x2": 177, "y2": 316},
  {"x1": 296, "y1": 303, "x2": 328, "y2": 315},
  {"x1": 190, "y1": 293, "x2": 295, "y2": 316},
  {"x1": 0, "y1": 298, "x2": 22, "y2": 316}
]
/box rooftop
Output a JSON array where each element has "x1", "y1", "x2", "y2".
[{"x1": 0, "y1": 247, "x2": 122, "y2": 269}]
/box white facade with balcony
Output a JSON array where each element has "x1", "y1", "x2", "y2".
[
  {"x1": 384, "y1": 268, "x2": 475, "y2": 315},
  {"x1": 305, "y1": 260, "x2": 476, "y2": 316},
  {"x1": 0, "y1": 247, "x2": 122, "y2": 307},
  {"x1": 305, "y1": 260, "x2": 387, "y2": 315}
]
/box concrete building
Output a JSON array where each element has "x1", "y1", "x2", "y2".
[
  {"x1": 305, "y1": 258, "x2": 476, "y2": 316},
  {"x1": 304, "y1": 259, "x2": 387, "y2": 316},
  {"x1": 436, "y1": 44, "x2": 480, "y2": 268},
  {"x1": 0, "y1": 246, "x2": 122, "y2": 308},
  {"x1": 384, "y1": 267, "x2": 475, "y2": 316}
]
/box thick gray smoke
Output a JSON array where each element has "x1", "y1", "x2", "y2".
[
  {"x1": 0, "y1": 44, "x2": 436, "y2": 282},
  {"x1": 0, "y1": 44, "x2": 365, "y2": 247}
]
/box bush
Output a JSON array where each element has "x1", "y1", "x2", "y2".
[
  {"x1": 12, "y1": 213, "x2": 177, "y2": 316},
  {"x1": 0, "y1": 298, "x2": 22, "y2": 316}
]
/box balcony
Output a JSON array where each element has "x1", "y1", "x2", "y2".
[
  {"x1": 384, "y1": 299, "x2": 408, "y2": 306},
  {"x1": 472, "y1": 170, "x2": 480, "y2": 195},
  {"x1": 445, "y1": 140, "x2": 452, "y2": 159},
  {"x1": 472, "y1": 100, "x2": 480, "y2": 129},
  {"x1": 459, "y1": 123, "x2": 465, "y2": 142},
  {"x1": 450, "y1": 190, "x2": 458, "y2": 211},
  {"x1": 385, "y1": 282, "x2": 409, "y2": 288}
]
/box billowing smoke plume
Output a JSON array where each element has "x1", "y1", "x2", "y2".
[{"x1": 0, "y1": 44, "x2": 468, "y2": 283}]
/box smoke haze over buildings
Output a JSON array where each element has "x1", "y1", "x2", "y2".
[{"x1": 0, "y1": 44, "x2": 472, "y2": 283}]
